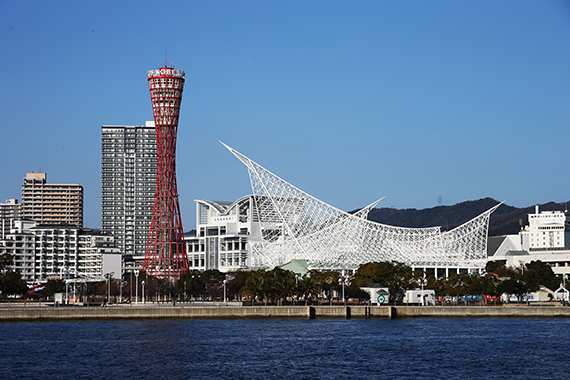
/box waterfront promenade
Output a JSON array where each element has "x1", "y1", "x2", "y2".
[{"x1": 2, "y1": 303, "x2": 570, "y2": 321}]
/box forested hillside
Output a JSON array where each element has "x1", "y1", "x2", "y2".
[{"x1": 356, "y1": 198, "x2": 570, "y2": 236}]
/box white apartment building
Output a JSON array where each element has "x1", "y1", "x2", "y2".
[
  {"x1": 0, "y1": 199, "x2": 21, "y2": 238},
  {"x1": 101, "y1": 123, "x2": 157, "y2": 260},
  {"x1": 0, "y1": 199, "x2": 21, "y2": 221},
  {"x1": 0, "y1": 220, "x2": 36, "y2": 281},
  {"x1": 21, "y1": 173, "x2": 83, "y2": 227},
  {"x1": 185, "y1": 196, "x2": 253, "y2": 273},
  {"x1": 0, "y1": 220, "x2": 121, "y2": 282}
]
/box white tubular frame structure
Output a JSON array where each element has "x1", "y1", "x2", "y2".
[{"x1": 222, "y1": 142, "x2": 501, "y2": 270}]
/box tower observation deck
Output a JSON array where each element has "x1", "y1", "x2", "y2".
[{"x1": 143, "y1": 66, "x2": 189, "y2": 279}]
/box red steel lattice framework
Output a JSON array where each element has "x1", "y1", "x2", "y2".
[{"x1": 143, "y1": 66, "x2": 189, "y2": 279}]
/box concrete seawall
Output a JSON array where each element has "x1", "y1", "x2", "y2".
[
  {"x1": 1, "y1": 305, "x2": 570, "y2": 322},
  {"x1": 384, "y1": 305, "x2": 570, "y2": 318}
]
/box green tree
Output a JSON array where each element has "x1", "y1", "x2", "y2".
[
  {"x1": 273, "y1": 277, "x2": 296, "y2": 305},
  {"x1": 42, "y1": 279, "x2": 66, "y2": 299},
  {"x1": 523, "y1": 260, "x2": 559, "y2": 291},
  {"x1": 497, "y1": 279, "x2": 529, "y2": 303},
  {"x1": 344, "y1": 282, "x2": 370, "y2": 302},
  {"x1": 470, "y1": 274, "x2": 496, "y2": 296},
  {"x1": 298, "y1": 276, "x2": 319, "y2": 305},
  {"x1": 243, "y1": 275, "x2": 272, "y2": 305},
  {"x1": 485, "y1": 261, "x2": 519, "y2": 280},
  {"x1": 0, "y1": 253, "x2": 14, "y2": 273},
  {"x1": 485, "y1": 261, "x2": 509, "y2": 276},
  {"x1": 0, "y1": 271, "x2": 28, "y2": 297},
  {"x1": 176, "y1": 270, "x2": 205, "y2": 300},
  {"x1": 227, "y1": 270, "x2": 250, "y2": 301},
  {"x1": 200, "y1": 270, "x2": 226, "y2": 301},
  {"x1": 156, "y1": 277, "x2": 175, "y2": 301},
  {"x1": 315, "y1": 270, "x2": 340, "y2": 304},
  {"x1": 353, "y1": 261, "x2": 413, "y2": 303}
]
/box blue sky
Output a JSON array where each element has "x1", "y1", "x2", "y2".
[{"x1": 1, "y1": 1, "x2": 569, "y2": 230}]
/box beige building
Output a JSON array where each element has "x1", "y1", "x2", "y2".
[{"x1": 21, "y1": 173, "x2": 83, "y2": 228}]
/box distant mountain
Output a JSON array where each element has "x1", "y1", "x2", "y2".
[{"x1": 351, "y1": 198, "x2": 570, "y2": 236}]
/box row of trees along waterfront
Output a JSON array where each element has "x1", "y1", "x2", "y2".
[
  {"x1": 0, "y1": 255, "x2": 565, "y2": 304},
  {"x1": 178, "y1": 260, "x2": 567, "y2": 305}
]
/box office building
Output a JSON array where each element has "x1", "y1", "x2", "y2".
[
  {"x1": 525, "y1": 205, "x2": 570, "y2": 250},
  {"x1": 185, "y1": 197, "x2": 251, "y2": 272},
  {"x1": 488, "y1": 205, "x2": 570, "y2": 277}
]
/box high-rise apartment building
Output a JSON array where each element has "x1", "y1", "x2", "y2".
[
  {"x1": 101, "y1": 122, "x2": 157, "y2": 259},
  {"x1": 21, "y1": 173, "x2": 83, "y2": 227}
]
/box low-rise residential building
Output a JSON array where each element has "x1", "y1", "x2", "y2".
[
  {"x1": 0, "y1": 220, "x2": 36, "y2": 281},
  {"x1": 0, "y1": 220, "x2": 120, "y2": 282},
  {"x1": 0, "y1": 199, "x2": 21, "y2": 238}
]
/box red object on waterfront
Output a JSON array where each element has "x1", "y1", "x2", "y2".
[{"x1": 143, "y1": 66, "x2": 189, "y2": 279}]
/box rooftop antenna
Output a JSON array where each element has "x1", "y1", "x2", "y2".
[{"x1": 165, "y1": 49, "x2": 168, "y2": 67}]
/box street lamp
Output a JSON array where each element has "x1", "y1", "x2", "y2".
[
  {"x1": 72, "y1": 277, "x2": 76, "y2": 306},
  {"x1": 223, "y1": 279, "x2": 227, "y2": 304},
  {"x1": 419, "y1": 276, "x2": 427, "y2": 306},
  {"x1": 106, "y1": 272, "x2": 114, "y2": 305},
  {"x1": 295, "y1": 274, "x2": 299, "y2": 305},
  {"x1": 562, "y1": 273, "x2": 568, "y2": 306},
  {"x1": 141, "y1": 280, "x2": 146, "y2": 305},
  {"x1": 65, "y1": 267, "x2": 69, "y2": 305},
  {"x1": 339, "y1": 276, "x2": 347, "y2": 306},
  {"x1": 134, "y1": 270, "x2": 140, "y2": 305},
  {"x1": 119, "y1": 281, "x2": 125, "y2": 304}
]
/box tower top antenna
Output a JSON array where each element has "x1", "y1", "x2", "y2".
[{"x1": 165, "y1": 49, "x2": 168, "y2": 67}]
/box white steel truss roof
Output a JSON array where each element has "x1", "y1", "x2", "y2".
[{"x1": 222, "y1": 142, "x2": 500, "y2": 270}]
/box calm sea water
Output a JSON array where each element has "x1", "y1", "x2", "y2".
[{"x1": 1, "y1": 318, "x2": 569, "y2": 379}]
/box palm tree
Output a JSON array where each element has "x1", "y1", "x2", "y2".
[
  {"x1": 243, "y1": 276, "x2": 272, "y2": 306},
  {"x1": 298, "y1": 276, "x2": 319, "y2": 305},
  {"x1": 274, "y1": 277, "x2": 296, "y2": 306}
]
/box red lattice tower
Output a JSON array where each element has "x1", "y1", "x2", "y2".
[{"x1": 143, "y1": 66, "x2": 189, "y2": 279}]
